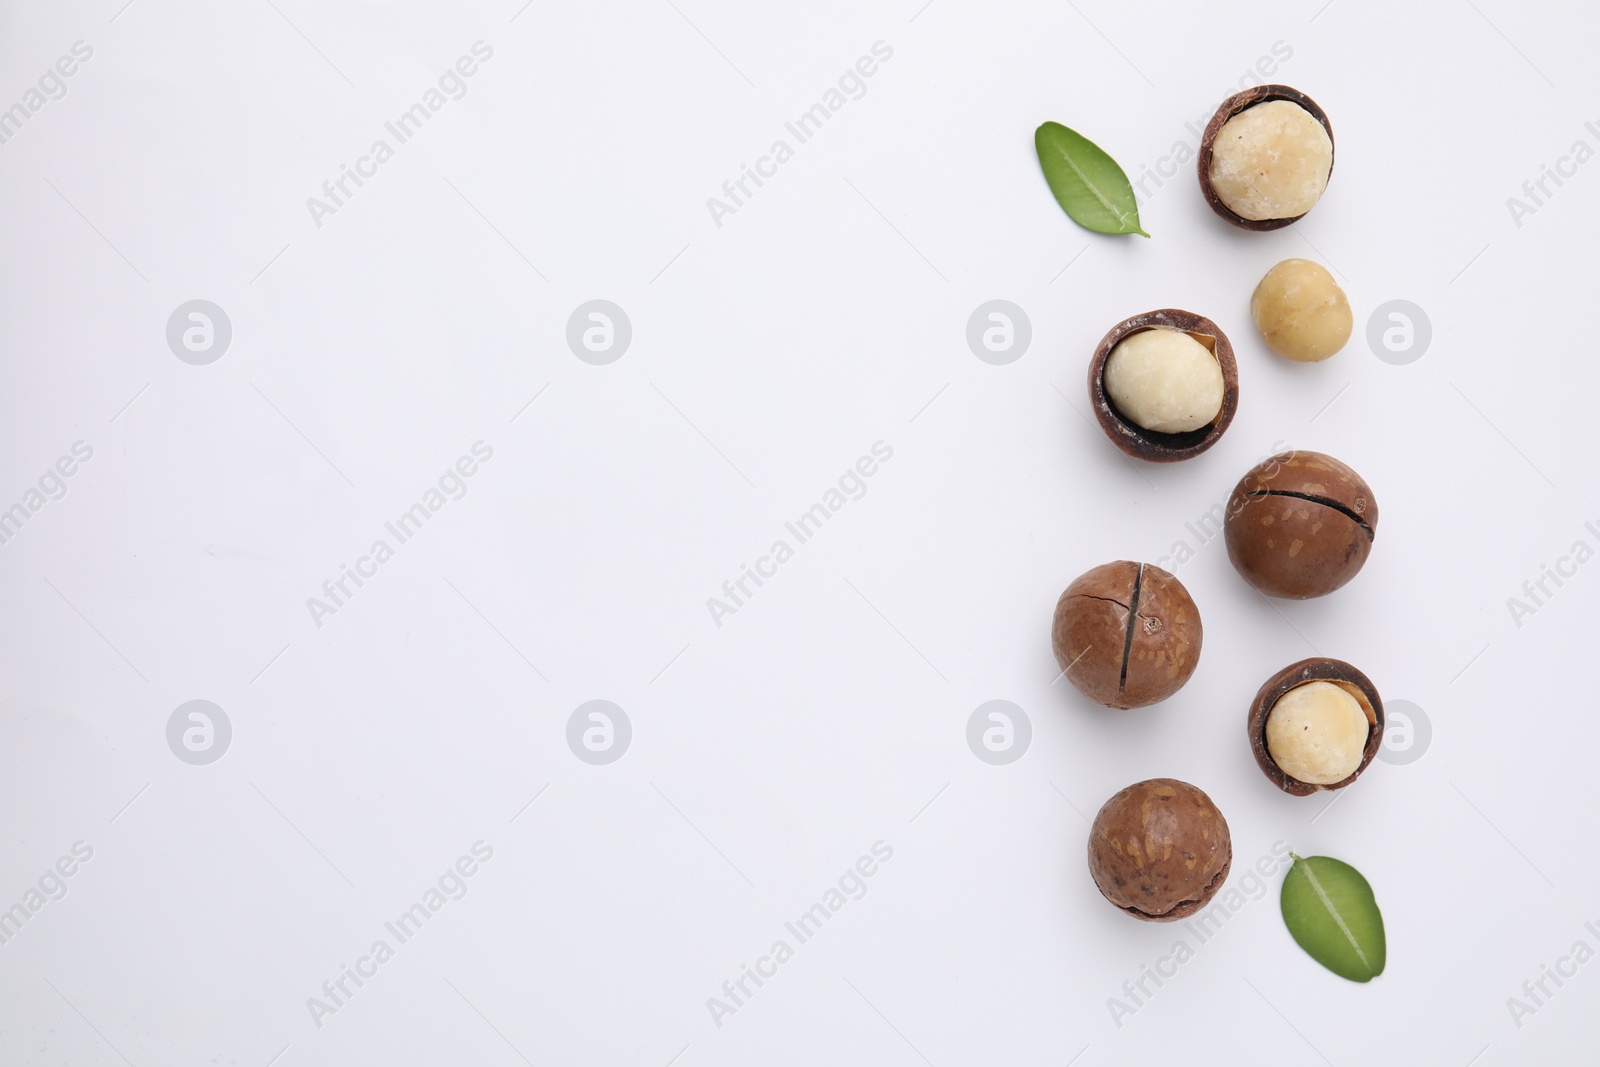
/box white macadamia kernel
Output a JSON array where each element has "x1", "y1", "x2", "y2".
[
  {"x1": 1265, "y1": 680, "x2": 1369, "y2": 785},
  {"x1": 1250, "y1": 258, "x2": 1352, "y2": 362},
  {"x1": 1208, "y1": 100, "x2": 1333, "y2": 221},
  {"x1": 1103, "y1": 328, "x2": 1224, "y2": 434}
]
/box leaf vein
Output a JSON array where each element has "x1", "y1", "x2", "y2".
[
  {"x1": 1036, "y1": 123, "x2": 1146, "y2": 236},
  {"x1": 1299, "y1": 861, "x2": 1372, "y2": 974},
  {"x1": 1054, "y1": 146, "x2": 1132, "y2": 227}
]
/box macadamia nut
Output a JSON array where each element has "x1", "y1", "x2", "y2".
[
  {"x1": 1103, "y1": 328, "x2": 1224, "y2": 434},
  {"x1": 1225, "y1": 450, "x2": 1377, "y2": 599},
  {"x1": 1208, "y1": 100, "x2": 1332, "y2": 221},
  {"x1": 1265, "y1": 681, "x2": 1369, "y2": 785},
  {"x1": 1088, "y1": 778, "x2": 1232, "y2": 922},
  {"x1": 1053, "y1": 561, "x2": 1203, "y2": 709},
  {"x1": 1251, "y1": 258, "x2": 1352, "y2": 362}
]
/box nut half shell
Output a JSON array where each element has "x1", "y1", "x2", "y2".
[
  {"x1": 1088, "y1": 309, "x2": 1239, "y2": 463},
  {"x1": 1248, "y1": 657, "x2": 1384, "y2": 795},
  {"x1": 1197, "y1": 84, "x2": 1335, "y2": 231}
]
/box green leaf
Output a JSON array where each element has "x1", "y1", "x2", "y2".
[
  {"x1": 1034, "y1": 121, "x2": 1149, "y2": 237},
  {"x1": 1281, "y1": 854, "x2": 1387, "y2": 982}
]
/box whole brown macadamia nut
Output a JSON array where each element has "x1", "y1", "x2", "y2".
[
  {"x1": 1224, "y1": 451, "x2": 1377, "y2": 599},
  {"x1": 1052, "y1": 561, "x2": 1202, "y2": 709},
  {"x1": 1088, "y1": 778, "x2": 1232, "y2": 922}
]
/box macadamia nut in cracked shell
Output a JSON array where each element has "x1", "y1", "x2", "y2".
[
  {"x1": 1265, "y1": 681, "x2": 1369, "y2": 785},
  {"x1": 1208, "y1": 99, "x2": 1333, "y2": 222},
  {"x1": 1103, "y1": 328, "x2": 1225, "y2": 433},
  {"x1": 1225, "y1": 451, "x2": 1377, "y2": 600},
  {"x1": 1248, "y1": 657, "x2": 1385, "y2": 795},
  {"x1": 1052, "y1": 561, "x2": 1202, "y2": 710}
]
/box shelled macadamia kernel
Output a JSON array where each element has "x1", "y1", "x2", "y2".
[
  {"x1": 1103, "y1": 328, "x2": 1225, "y2": 433},
  {"x1": 1251, "y1": 259, "x2": 1352, "y2": 362}
]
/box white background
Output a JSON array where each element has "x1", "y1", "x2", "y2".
[{"x1": 1, "y1": 0, "x2": 1597, "y2": 1064}]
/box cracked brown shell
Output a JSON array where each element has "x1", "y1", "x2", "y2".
[
  {"x1": 1051, "y1": 561, "x2": 1201, "y2": 709},
  {"x1": 1088, "y1": 309, "x2": 1239, "y2": 463},
  {"x1": 1223, "y1": 450, "x2": 1377, "y2": 599},
  {"x1": 1248, "y1": 658, "x2": 1384, "y2": 796},
  {"x1": 1088, "y1": 778, "x2": 1232, "y2": 922},
  {"x1": 1197, "y1": 84, "x2": 1335, "y2": 230}
]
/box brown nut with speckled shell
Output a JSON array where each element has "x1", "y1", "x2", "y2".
[
  {"x1": 1249, "y1": 658, "x2": 1384, "y2": 796},
  {"x1": 1088, "y1": 309, "x2": 1239, "y2": 463},
  {"x1": 1088, "y1": 778, "x2": 1232, "y2": 922},
  {"x1": 1223, "y1": 450, "x2": 1377, "y2": 599},
  {"x1": 1051, "y1": 561, "x2": 1202, "y2": 709}
]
